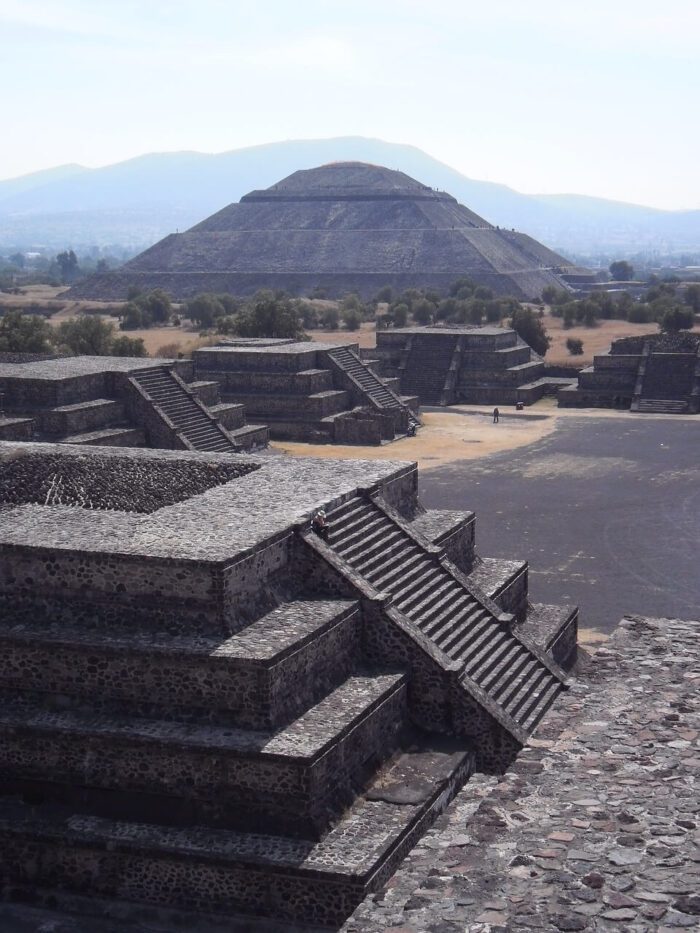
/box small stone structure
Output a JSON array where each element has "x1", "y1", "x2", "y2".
[
  {"x1": 0, "y1": 355, "x2": 268, "y2": 452},
  {"x1": 559, "y1": 332, "x2": 700, "y2": 414},
  {"x1": 0, "y1": 440, "x2": 576, "y2": 929},
  {"x1": 373, "y1": 326, "x2": 576, "y2": 407},
  {"x1": 193, "y1": 338, "x2": 420, "y2": 444},
  {"x1": 70, "y1": 162, "x2": 594, "y2": 302}
]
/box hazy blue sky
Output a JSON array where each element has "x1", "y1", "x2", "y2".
[{"x1": 1, "y1": 0, "x2": 698, "y2": 209}]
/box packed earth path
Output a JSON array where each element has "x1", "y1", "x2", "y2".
[{"x1": 274, "y1": 401, "x2": 700, "y2": 636}]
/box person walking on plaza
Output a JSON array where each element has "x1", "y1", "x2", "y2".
[{"x1": 493, "y1": 407, "x2": 499, "y2": 424}]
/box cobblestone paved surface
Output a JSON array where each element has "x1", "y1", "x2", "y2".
[
  {"x1": 344, "y1": 615, "x2": 700, "y2": 932},
  {"x1": 0, "y1": 442, "x2": 412, "y2": 560}
]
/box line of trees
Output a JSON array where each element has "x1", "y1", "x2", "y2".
[
  {"x1": 0, "y1": 311, "x2": 146, "y2": 357},
  {"x1": 542, "y1": 281, "x2": 698, "y2": 332}
]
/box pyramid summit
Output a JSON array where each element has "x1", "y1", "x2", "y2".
[{"x1": 73, "y1": 161, "x2": 590, "y2": 300}]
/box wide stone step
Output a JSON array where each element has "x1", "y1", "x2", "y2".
[
  {"x1": 0, "y1": 673, "x2": 406, "y2": 837},
  {"x1": 434, "y1": 606, "x2": 490, "y2": 658},
  {"x1": 476, "y1": 640, "x2": 523, "y2": 689},
  {"x1": 484, "y1": 643, "x2": 533, "y2": 696},
  {"x1": 397, "y1": 573, "x2": 454, "y2": 618},
  {"x1": 502, "y1": 664, "x2": 550, "y2": 721},
  {"x1": 62, "y1": 427, "x2": 145, "y2": 448},
  {"x1": 0, "y1": 601, "x2": 361, "y2": 729},
  {"x1": 228, "y1": 423, "x2": 269, "y2": 450},
  {"x1": 462, "y1": 629, "x2": 510, "y2": 679},
  {"x1": 363, "y1": 553, "x2": 426, "y2": 596},
  {"x1": 340, "y1": 527, "x2": 404, "y2": 567},
  {"x1": 519, "y1": 677, "x2": 562, "y2": 732},
  {"x1": 0, "y1": 741, "x2": 470, "y2": 928},
  {"x1": 392, "y1": 566, "x2": 446, "y2": 612},
  {"x1": 333, "y1": 513, "x2": 388, "y2": 554},
  {"x1": 420, "y1": 586, "x2": 474, "y2": 634},
  {"x1": 494, "y1": 656, "x2": 540, "y2": 707}
]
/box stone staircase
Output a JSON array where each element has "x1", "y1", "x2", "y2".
[
  {"x1": 131, "y1": 366, "x2": 238, "y2": 453},
  {"x1": 0, "y1": 596, "x2": 475, "y2": 928},
  {"x1": 400, "y1": 334, "x2": 460, "y2": 405},
  {"x1": 325, "y1": 496, "x2": 566, "y2": 736},
  {"x1": 636, "y1": 398, "x2": 689, "y2": 414},
  {"x1": 326, "y1": 346, "x2": 420, "y2": 432}
]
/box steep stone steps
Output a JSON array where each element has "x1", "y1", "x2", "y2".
[
  {"x1": 0, "y1": 673, "x2": 406, "y2": 837},
  {"x1": 131, "y1": 367, "x2": 238, "y2": 453},
  {"x1": 0, "y1": 738, "x2": 473, "y2": 929},
  {"x1": 326, "y1": 496, "x2": 565, "y2": 735},
  {"x1": 0, "y1": 600, "x2": 361, "y2": 730},
  {"x1": 400, "y1": 335, "x2": 459, "y2": 405},
  {"x1": 326, "y1": 346, "x2": 419, "y2": 431}
]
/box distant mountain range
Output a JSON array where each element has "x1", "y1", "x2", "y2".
[{"x1": 1, "y1": 137, "x2": 698, "y2": 258}]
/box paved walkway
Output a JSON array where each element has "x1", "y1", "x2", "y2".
[{"x1": 344, "y1": 615, "x2": 700, "y2": 931}]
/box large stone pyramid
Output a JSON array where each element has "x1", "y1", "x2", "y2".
[{"x1": 74, "y1": 162, "x2": 587, "y2": 300}]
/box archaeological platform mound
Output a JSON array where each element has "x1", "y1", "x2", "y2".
[
  {"x1": 372, "y1": 325, "x2": 576, "y2": 407},
  {"x1": 0, "y1": 441, "x2": 576, "y2": 929},
  {"x1": 559, "y1": 331, "x2": 700, "y2": 414},
  {"x1": 193, "y1": 338, "x2": 420, "y2": 444},
  {"x1": 0, "y1": 354, "x2": 269, "y2": 451},
  {"x1": 71, "y1": 162, "x2": 592, "y2": 301}
]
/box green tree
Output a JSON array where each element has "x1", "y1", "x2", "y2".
[
  {"x1": 119, "y1": 302, "x2": 149, "y2": 330},
  {"x1": 510, "y1": 307, "x2": 551, "y2": 356},
  {"x1": 110, "y1": 334, "x2": 147, "y2": 357},
  {"x1": 659, "y1": 305, "x2": 695, "y2": 333},
  {"x1": 234, "y1": 290, "x2": 305, "y2": 339},
  {"x1": 390, "y1": 303, "x2": 409, "y2": 327},
  {"x1": 609, "y1": 260, "x2": 634, "y2": 281},
  {"x1": 55, "y1": 316, "x2": 116, "y2": 355},
  {"x1": 0, "y1": 311, "x2": 53, "y2": 353},
  {"x1": 141, "y1": 288, "x2": 172, "y2": 324},
  {"x1": 341, "y1": 307, "x2": 362, "y2": 331},
  {"x1": 449, "y1": 276, "x2": 475, "y2": 298},
  {"x1": 187, "y1": 294, "x2": 225, "y2": 329},
  {"x1": 412, "y1": 298, "x2": 434, "y2": 325},
  {"x1": 56, "y1": 249, "x2": 80, "y2": 284},
  {"x1": 566, "y1": 337, "x2": 584, "y2": 356},
  {"x1": 320, "y1": 306, "x2": 340, "y2": 329},
  {"x1": 374, "y1": 285, "x2": 393, "y2": 303}
]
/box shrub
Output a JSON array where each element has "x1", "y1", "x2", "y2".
[{"x1": 566, "y1": 337, "x2": 584, "y2": 356}]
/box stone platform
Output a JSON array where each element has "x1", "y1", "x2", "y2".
[
  {"x1": 0, "y1": 441, "x2": 576, "y2": 929},
  {"x1": 0, "y1": 355, "x2": 268, "y2": 453},
  {"x1": 344, "y1": 615, "x2": 700, "y2": 931}
]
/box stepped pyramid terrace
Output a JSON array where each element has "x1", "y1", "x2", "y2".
[
  {"x1": 71, "y1": 162, "x2": 594, "y2": 301},
  {"x1": 559, "y1": 331, "x2": 700, "y2": 414},
  {"x1": 192, "y1": 338, "x2": 420, "y2": 444},
  {"x1": 372, "y1": 325, "x2": 577, "y2": 406},
  {"x1": 0, "y1": 354, "x2": 269, "y2": 452},
  {"x1": 0, "y1": 441, "x2": 576, "y2": 929}
]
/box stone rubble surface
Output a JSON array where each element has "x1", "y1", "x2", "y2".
[{"x1": 344, "y1": 615, "x2": 700, "y2": 932}]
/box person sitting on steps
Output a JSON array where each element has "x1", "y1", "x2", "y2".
[{"x1": 311, "y1": 509, "x2": 329, "y2": 541}]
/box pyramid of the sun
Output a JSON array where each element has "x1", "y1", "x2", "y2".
[{"x1": 73, "y1": 162, "x2": 590, "y2": 300}]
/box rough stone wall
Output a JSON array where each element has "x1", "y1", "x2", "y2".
[{"x1": 0, "y1": 545, "x2": 224, "y2": 634}]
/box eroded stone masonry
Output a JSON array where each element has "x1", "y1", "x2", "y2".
[{"x1": 0, "y1": 440, "x2": 576, "y2": 929}]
